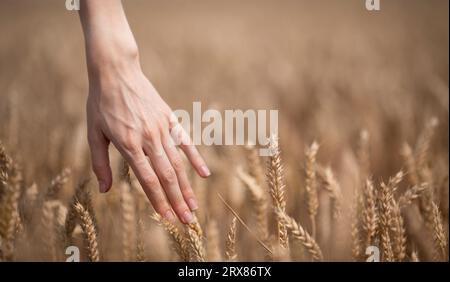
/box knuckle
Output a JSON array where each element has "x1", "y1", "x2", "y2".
[
  {"x1": 121, "y1": 138, "x2": 139, "y2": 154},
  {"x1": 143, "y1": 126, "x2": 158, "y2": 141},
  {"x1": 171, "y1": 156, "x2": 184, "y2": 172},
  {"x1": 161, "y1": 167, "x2": 176, "y2": 184},
  {"x1": 141, "y1": 175, "x2": 160, "y2": 190}
]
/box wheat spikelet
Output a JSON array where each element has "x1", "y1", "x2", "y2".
[
  {"x1": 304, "y1": 141, "x2": 319, "y2": 238},
  {"x1": 266, "y1": 135, "x2": 288, "y2": 249},
  {"x1": 361, "y1": 179, "x2": 378, "y2": 248},
  {"x1": 151, "y1": 213, "x2": 189, "y2": 261},
  {"x1": 206, "y1": 219, "x2": 222, "y2": 261},
  {"x1": 237, "y1": 167, "x2": 269, "y2": 243},
  {"x1": 120, "y1": 181, "x2": 136, "y2": 261},
  {"x1": 73, "y1": 201, "x2": 99, "y2": 262},
  {"x1": 275, "y1": 208, "x2": 323, "y2": 261},
  {"x1": 398, "y1": 183, "x2": 427, "y2": 208},
  {"x1": 225, "y1": 217, "x2": 237, "y2": 262},
  {"x1": 431, "y1": 202, "x2": 447, "y2": 261},
  {"x1": 186, "y1": 217, "x2": 205, "y2": 262}
]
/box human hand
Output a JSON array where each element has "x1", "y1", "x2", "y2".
[{"x1": 86, "y1": 52, "x2": 210, "y2": 224}]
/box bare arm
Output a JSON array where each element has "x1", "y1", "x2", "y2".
[{"x1": 79, "y1": 0, "x2": 210, "y2": 224}]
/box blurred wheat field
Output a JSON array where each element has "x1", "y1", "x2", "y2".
[{"x1": 0, "y1": 0, "x2": 448, "y2": 261}]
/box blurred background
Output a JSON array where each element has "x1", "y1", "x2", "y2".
[{"x1": 0, "y1": 0, "x2": 448, "y2": 261}]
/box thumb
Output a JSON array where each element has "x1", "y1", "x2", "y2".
[{"x1": 88, "y1": 131, "x2": 113, "y2": 193}]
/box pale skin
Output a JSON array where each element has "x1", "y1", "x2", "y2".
[{"x1": 79, "y1": 0, "x2": 210, "y2": 224}]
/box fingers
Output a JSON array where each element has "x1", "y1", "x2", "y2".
[
  {"x1": 172, "y1": 125, "x2": 210, "y2": 178},
  {"x1": 144, "y1": 140, "x2": 194, "y2": 224},
  {"x1": 123, "y1": 145, "x2": 175, "y2": 222},
  {"x1": 88, "y1": 130, "x2": 113, "y2": 193},
  {"x1": 162, "y1": 135, "x2": 199, "y2": 211}
]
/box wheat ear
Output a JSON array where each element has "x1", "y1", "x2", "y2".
[
  {"x1": 398, "y1": 183, "x2": 427, "y2": 208},
  {"x1": 361, "y1": 179, "x2": 378, "y2": 248},
  {"x1": 431, "y1": 202, "x2": 447, "y2": 261},
  {"x1": 73, "y1": 201, "x2": 99, "y2": 262},
  {"x1": 391, "y1": 198, "x2": 406, "y2": 261},
  {"x1": 151, "y1": 213, "x2": 189, "y2": 261},
  {"x1": 304, "y1": 142, "x2": 319, "y2": 239},
  {"x1": 120, "y1": 181, "x2": 136, "y2": 261},
  {"x1": 64, "y1": 179, "x2": 90, "y2": 244},
  {"x1": 237, "y1": 167, "x2": 269, "y2": 243},
  {"x1": 266, "y1": 135, "x2": 288, "y2": 249},
  {"x1": 225, "y1": 217, "x2": 237, "y2": 262},
  {"x1": 136, "y1": 218, "x2": 145, "y2": 262},
  {"x1": 0, "y1": 143, "x2": 22, "y2": 261},
  {"x1": 275, "y1": 208, "x2": 323, "y2": 261},
  {"x1": 186, "y1": 216, "x2": 205, "y2": 262}
]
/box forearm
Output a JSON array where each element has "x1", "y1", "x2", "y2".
[{"x1": 79, "y1": 0, "x2": 139, "y2": 76}]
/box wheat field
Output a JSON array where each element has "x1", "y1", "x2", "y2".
[{"x1": 0, "y1": 0, "x2": 448, "y2": 262}]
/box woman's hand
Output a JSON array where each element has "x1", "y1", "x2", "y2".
[{"x1": 80, "y1": 0, "x2": 209, "y2": 224}]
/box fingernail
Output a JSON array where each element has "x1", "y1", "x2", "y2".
[
  {"x1": 182, "y1": 210, "x2": 194, "y2": 224},
  {"x1": 187, "y1": 198, "x2": 199, "y2": 211},
  {"x1": 200, "y1": 165, "x2": 211, "y2": 177},
  {"x1": 164, "y1": 210, "x2": 175, "y2": 222},
  {"x1": 98, "y1": 181, "x2": 107, "y2": 193}
]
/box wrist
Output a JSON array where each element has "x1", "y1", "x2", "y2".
[{"x1": 86, "y1": 38, "x2": 140, "y2": 73}]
